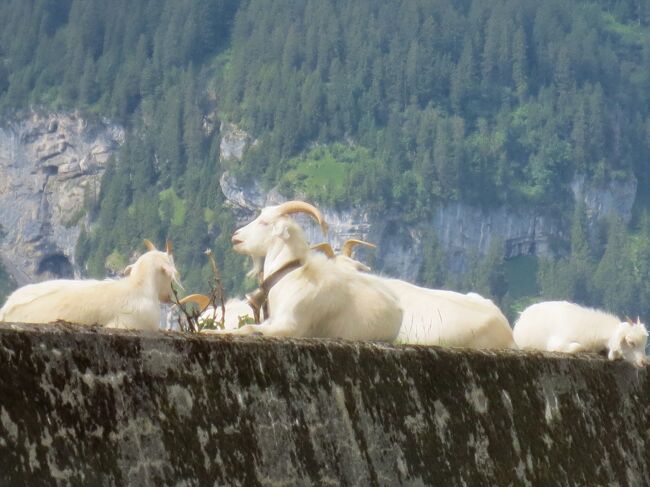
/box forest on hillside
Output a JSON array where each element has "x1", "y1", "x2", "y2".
[{"x1": 0, "y1": 0, "x2": 649, "y2": 320}]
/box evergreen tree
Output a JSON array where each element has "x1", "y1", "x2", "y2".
[
  {"x1": 1, "y1": 0, "x2": 649, "y2": 310},
  {"x1": 594, "y1": 217, "x2": 636, "y2": 313},
  {"x1": 569, "y1": 201, "x2": 593, "y2": 303}
]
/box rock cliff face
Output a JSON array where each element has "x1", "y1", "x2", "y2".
[
  {"x1": 0, "y1": 111, "x2": 124, "y2": 285},
  {"x1": 0, "y1": 323, "x2": 648, "y2": 486},
  {"x1": 220, "y1": 171, "x2": 637, "y2": 280},
  {"x1": 219, "y1": 123, "x2": 638, "y2": 280},
  {"x1": 219, "y1": 121, "x2": 255, "y2": 162},
  {"x1": 0, "y1": 116, "x2": 637, "y2": 287}
]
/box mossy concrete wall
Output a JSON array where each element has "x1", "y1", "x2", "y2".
[{"x1": 0, "y1": 322, "x2": 648, "y2": 486}]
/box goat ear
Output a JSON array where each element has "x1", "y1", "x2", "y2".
[
  {"x1": 161, "y1": 263, "x2": 183, "y2": 290},
  {"x1": 123, "y1": 264, "x2": 133, "y2": 276},
  {"x1": 271, "y1": 221, "x2": 291, "y2": 241},
  {"x1": 160, "y1": 263, "x2": 174, "y2": 278},
  {"x1": 143, "y1": 239, "x2": 157, "y2": 251}
]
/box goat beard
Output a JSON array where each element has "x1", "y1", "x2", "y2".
[{"x1": 247, "y1": 257, "x2": 263, "y2": 280}]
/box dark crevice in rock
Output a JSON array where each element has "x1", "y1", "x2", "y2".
[
  {"x1": 41, "y1": 165, "x2": 59, "y2": 176},
  {"x1": 36, "y1": 253, "x2": 73, "y2": 278}
]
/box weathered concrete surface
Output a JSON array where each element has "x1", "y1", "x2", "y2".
[{"x1": 0, "y1": 323, "x2": 648, "y2": 486}]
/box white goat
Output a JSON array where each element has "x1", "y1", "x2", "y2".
[
  {"x1": 180, "y1": 241, "x2": 375, "y2": 331},
  {"x1": 215, "y1": 201, "x2": 403, "y2": 341},
  {"x1": 390, "y1": 281, "x2": 515, "y2": 348},
  {"x1": 513, "y1": 301, "x2": 648, "y2": 367},
  {"x1": 0, "y1": 240, "x2": 179, "y2": 331},
  {"x1": 313, "y1": 242, "x2": 516, "y2": 349},
  {"x1": 178, "y1": 294, "x2": 254, "y2": 330}
]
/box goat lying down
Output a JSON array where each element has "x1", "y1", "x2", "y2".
[
  {"x1": 0, "y1": 240, "x2": 179, "y2": 331},
  {"x1": 313, "y1": 241, "x2": 516, "y2": 349},
  {"x1": 513, "y1": 301, "x2": 647, "y2": 367},
  {"x1": 181, "y1": 240, "x2": 375, "y2": 332},
  {"x1": 217, "y1": 201, "x2": 403, "y2": 341},
  {"x1": 388, "y1": 280, "x2": 516, "y2": 348}
]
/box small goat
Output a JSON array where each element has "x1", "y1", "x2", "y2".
[
  {"x1": 0, "y1": 240, "x2": 179, "y2": 331},
  {"x1": 513, "y1": 301, "x2": 647, "y2": 367}
]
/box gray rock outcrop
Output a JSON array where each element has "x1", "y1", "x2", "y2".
[
  {"x1": 0, "y1": 110, "x2": 124, "y2": 285},
  {"x1": 219, "y1": 122, "x2": 255, "y2": 162},
  {"x1": 220, "y1": 170, "x2": 638, "y2": 281}
]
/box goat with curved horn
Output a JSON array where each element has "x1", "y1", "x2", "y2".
[
  {"x1": 276, "y1": 200, "x2": 328, "y2": 235},
  {"x1": 179, "y1": 294, "x2": 211, "y2": 312},
  {"x1": 223, "y1": 202, "x2": 402, "y2": 340},
  {"x1": 310, "y1": 241, "x2": 373, "y2": 272},
  {"x1": 311, "y1": 243, "x2": 336, "y2": 258},
  {"x1": 342, "y1": 239, "x2": 377, "y2": 257}
]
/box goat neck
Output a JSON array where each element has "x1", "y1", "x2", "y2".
[
  {"x1": 262, "y1": 234, "x2": 308, "y2": 279},
  {"x1": 126, "y1": 261, "x2": 158, "y2": 297}
]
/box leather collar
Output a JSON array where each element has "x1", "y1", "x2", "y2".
[{"x1": 246, "y1": 259, "x2": 302, "y2": 323}]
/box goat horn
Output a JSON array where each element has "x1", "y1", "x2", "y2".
[
  {"x1": 276, "y1": 200, "x2": 328, "y2": 235},
  {"x1": 165, "y1": 239, "x2": 173, "y2": 254},
  {"x1": 143, "y1": 239, "x2": 157, "y2": 251},
  {"x1": 342, "y1": 239, "x2": 377, "y2": 257},
  {"x1": 311, "y1": 242, "x2": 336, "y2": 258},
  {"x1": 178, "y1": 294, "x2": 211, "y2": 312},
  {"x1": 626, "y1": 316, "x2": 634, "y2": 325}
]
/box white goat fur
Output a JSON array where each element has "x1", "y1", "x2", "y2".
[
  {"x1": 189, "y1": 297, "x2": 254, "y2": 331},
  {"x1": 513, "y1": 301, "x2": 648, "y2": 367},
  {"x1": 313, "y1": 244, "x2": 515, "y2": 349},
  {"x1": 225, "y1": 204, "x2": 403, "y2": 341},
  {"x1": 0, "y1": 250, "x2": 178, "y2": 331},
  {"x1": 386, "y1": 279, "x2": 515, "y2": 348}
]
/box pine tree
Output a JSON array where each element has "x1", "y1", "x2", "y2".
[
  {"x1": 79, "y1": 55, "x2": 98, "y2": 105},
  {"x1": 512, "y1": 26, "x2": 528, "y2": 101},
  {"x1": 594, "y1": 217, "x2": 635, "y2": 313},
  {"x1": 569, "y1": 201, "x2": 592, "y2": 303}
]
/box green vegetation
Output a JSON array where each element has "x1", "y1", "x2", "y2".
[
  {"x1": 224, "y1": 0, "x2": 650, "y2": 213},
  {"x1": 1, "y1": 0, "x2": 649, "y2": 319},
  {"x1": 601, "y1": 11, "x2": 647, "y2": 44},
  {"x1": 505, "y1": 256, "x2": 539, "y2": 301},
  {"x1": 278, "y1": 144, "x2": 379, "y2": 206},
  {"x1": 159, "y1": 189, "x2": 187, "y2": 228},
  {"x1": 0, "y1": 0, "x2": 247, "y2": 296}
]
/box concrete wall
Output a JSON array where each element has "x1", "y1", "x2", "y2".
[{"x1": 0, "y1": 322, "x2": 648, "y2": 486}]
